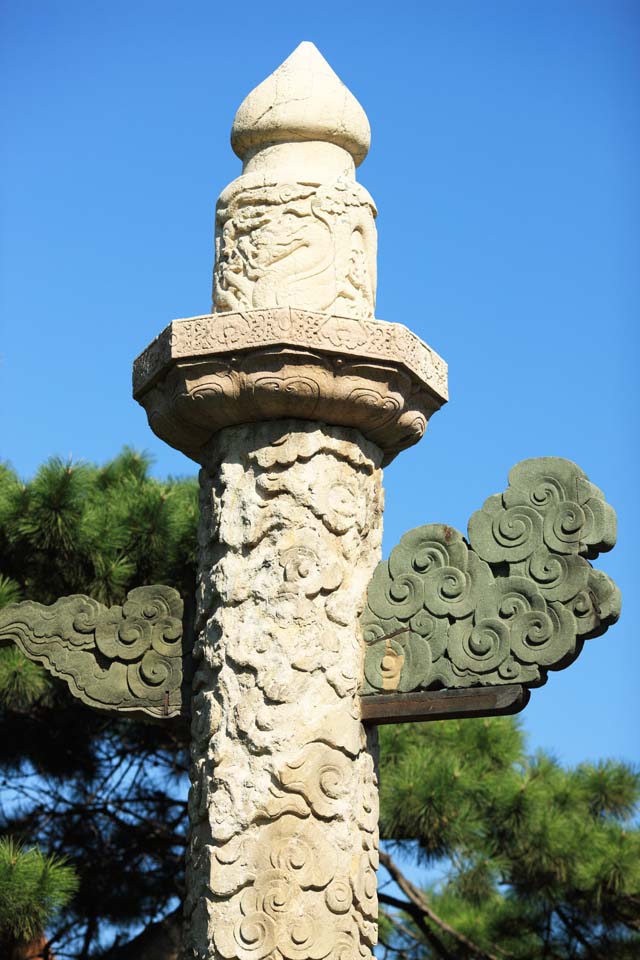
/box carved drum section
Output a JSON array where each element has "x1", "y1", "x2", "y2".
[{"x1": 213, "y1": 178, "x2": 377, "y2": 320}]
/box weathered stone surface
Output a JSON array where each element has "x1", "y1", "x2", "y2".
[
  {"x1": 133, "y1": 309, "x2": 447, "y2": 400},
  {"x1": 0, "y1": 586, "x2": 186, "y2": 719},
  {"x1": 218, "y1": 42, "x2": 374, "y2": 319},
  {"x1": 213, "y1": 179, "x2": 377, "y2": 319},
  {"x1": 231, "y1": 41, "x2": 371, "y2": 168},
  {"x1": 133, "y1": 42, "x2": 448, "y2": 467},
  {"x1": 185, "y1": 420, "x2": 383, "y2": 960},
  {"x1": 133, "y1": 309, "x2": 447, "y2": 468},
  {"x1": 360, "y1": 458, "x2": 621, "y2": 696}
]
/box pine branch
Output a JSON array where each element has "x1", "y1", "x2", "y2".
[
  {"x1": 100, "y1": 907, "x2": 181, "y2": 960},
  {"x1": 379, "y1": 891, "x2": 455, "y2": 960},
  {"x1": 379, "y1": 908, "x2": 421, "y2": 960},
  {"x1": 380, "y1": 850, "x2": 502, "y2": 960},
  {"x1": 381, "y1": 909, "x2": 423, "y2": 947},
  {"x1": 555, "y1": 907, "x2": 597, "y2": 958}
]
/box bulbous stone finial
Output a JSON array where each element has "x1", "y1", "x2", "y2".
[
  {"x1": 213, "y1": 41, "x2": 378, "y2": 319},
  {"x1": 231, "y1": 41, "x2": 371, "y2": 168},
  {"x1": 133, "y1": 45, "x2": 449, "y2": 468}
]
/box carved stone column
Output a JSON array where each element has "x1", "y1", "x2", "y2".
[
  {"x1": 133, "y1": 41, "x2": 448, "y2": 960},
  {"x1": 186, "y1": 420, "x2": 382, "y2": 958}
]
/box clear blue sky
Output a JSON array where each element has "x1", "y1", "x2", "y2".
[{"x1": 1, "y1": 1, "x2": 638, "y2": 768}]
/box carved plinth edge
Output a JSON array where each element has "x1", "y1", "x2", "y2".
[
  {"x1": 360, "y1": 457, "x2": 621, "y2": 698},
  {"x1": 0, "y1": 586, "x2": 190, "y2": 720},
  {"x1": 132, "y1": 308, "x2": 448, "y2": 466}
]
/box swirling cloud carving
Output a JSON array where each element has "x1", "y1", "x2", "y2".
[
  {"x1": 0, "y1": 586, "x2": 186, "y2": 718},
  {"x1": 360, "y1": 458, "x2": 620, "y2": 695}
]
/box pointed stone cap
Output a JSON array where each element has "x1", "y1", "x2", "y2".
[{"x1": 231, "y1": 41, "x2": 371, "y2": 167}]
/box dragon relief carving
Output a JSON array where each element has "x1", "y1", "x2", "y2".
[
  {"x1": 0, "y1": 586, "x2": 186, "y2": 719},
  {"x1": 213, "y1": 178, "x2": 377, "y2": 319},
  {"x1": 185, "y1": 421, "x2": 383, "y2": 960},
  {"x1": 360, "y1": 458, "x2": 621, "y2": 696}
]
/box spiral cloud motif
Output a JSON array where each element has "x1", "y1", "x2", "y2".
[
  {"x1": 360, "y1": 457, "x2": 620, "y2": 695},
  {"x1": 0, "y1": 585, "x2": 186, "y2": 718}
]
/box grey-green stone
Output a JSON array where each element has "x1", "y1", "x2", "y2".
[
  {"x1": 360, "y1": 457, "x2": 621, "y2": 696},
  {"x1": 0, "y1": 585, "x2": 188, "y2": 720}
]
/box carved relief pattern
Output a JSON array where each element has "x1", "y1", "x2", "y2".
[
  {"x1": 213, "y1": 178, "x2": 377, "y2": 320},
  {"x1": 0, "y1": 586, "x2": 185, "y2": 718},
  {"x1": 132, "y1": 307, "x2": 448, "y2": 471},
  {"x1": 137, "y1": 347, "x2": 439, "y2": 470},
  {"x1": 361, "y1": 458, "x2": 621, "y2": 695},
  {"x1": 132, "y1": 308, "x2": 448, "y2": 405},
  {"x1": 185, "y1": 420, "x2": 383, "y2": 960}
]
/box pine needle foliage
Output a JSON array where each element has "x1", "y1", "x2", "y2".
[
  {"x1": 1, "y1": 449, "x2": 198, "y2": 606},
  {"x1": 379, "y1": 719, "x2": 640, "y2": 959},
  {"x1": 0, "y1": 574, "x2": 21, "y2": 609},
  {"x1": 0, "y1": 838, "x2": 78, "y2": 943},
  {"x1": 0, "y1": 645, "x2": 52, "y2": 710},
  {"x1": 0, "y1": 451, "x2": 197, "y2": 955}
]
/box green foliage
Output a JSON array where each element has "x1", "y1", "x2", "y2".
[
  {"x1": 0, "y1": 451, "x2": 197, "y2": 955},
  {"x1": 0, "y1": 645, "x2": 52, "y2": 711},
  {"x1": 0, "y1": 448, "x2": 198, "y2": 607},
  {"x1": 0, "y1": 838, "x2": 78, "y2": 943},
  {"x1": 379, "y1": 718, "x2": 640, "y2": 959},
  {"x1": 0, "y1": 575, "x2": 21, "y2": 609}
]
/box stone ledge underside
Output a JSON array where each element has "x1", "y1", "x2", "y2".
[{"x1": 136, "y1": 350, "x2": 443, "y2": 466}]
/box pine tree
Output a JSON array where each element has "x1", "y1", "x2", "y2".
[
  {"x1": 377, "y1": 719, "x2": 640, "y2": 959},
  {"x1": 0, "y1": 838, "x2": 78, "y2": 950},
  {"x1": 0, "y1": 451, "x2": 197, "y2": 958},
  {"x1": 1, "y1": 451, "x2": 638, "y2": 958}
]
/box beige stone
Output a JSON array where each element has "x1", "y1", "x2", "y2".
[
  {"x1": 134, "y1": 42, "x2": 447, "y2": 463},
  {"x1": 185, "y1": 421, "x2": 382, "y2": 960},
  {"x1": 214, "y1": 42, "x2": 376, "y2": 319},
  {"x1": 130, "y1": 42, "x2": 450, "y2": 960},
  {"x1": 133, "y1": 307, "x2": 447, "y2": 467},
  {"x1": 231, "y1": 41, "x2": 370, "y2": 168}
]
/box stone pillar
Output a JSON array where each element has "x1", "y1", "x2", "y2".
[
  {"x1": 187, "y1": 420, "x2": 382, "y2": 958},
  {"x1": 133, "y1": 40, "x2": 448, "y2": 960}
]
